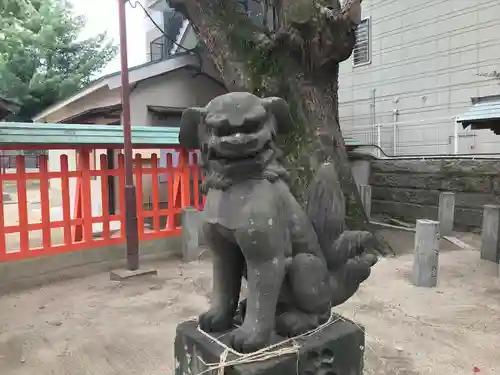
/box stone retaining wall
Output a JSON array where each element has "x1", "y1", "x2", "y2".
[{"x1": 370, "y1": 159, "x2": 500, "y2": 230}]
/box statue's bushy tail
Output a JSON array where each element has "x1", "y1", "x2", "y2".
[
  {"x1": 305, "y1": 163, "x2": 346, "y2": 254},
  {"x1": 305, "y1": 163, "x2": 377, "y2": 271},
  {"x1": 305, "y1": 163, "x2": 378, "y2": 306}
]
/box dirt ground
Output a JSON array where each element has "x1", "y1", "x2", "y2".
[{"x1": 0, "y1": 233, "x2": 499, "y2": 375}]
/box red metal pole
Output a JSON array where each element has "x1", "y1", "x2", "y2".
[{"x1": 118, "y1": 0, "x2": 139, "y2": 270}]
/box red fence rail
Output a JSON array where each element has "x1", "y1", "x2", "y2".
[{"x1": 0, "y1": 148, "x2": 202, "y2": 262}]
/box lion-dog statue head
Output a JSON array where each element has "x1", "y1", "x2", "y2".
[{"x1": 179, "y1": 92, "x2": 294, "y2": 192}]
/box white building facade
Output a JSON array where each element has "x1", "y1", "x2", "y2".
[{"x1": 338, "y1": 0, "x2": 500, "y2": 156}]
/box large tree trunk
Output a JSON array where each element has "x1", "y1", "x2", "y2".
[{"x1": 171, "y1": 0, "x2": 369, "y2": 225}]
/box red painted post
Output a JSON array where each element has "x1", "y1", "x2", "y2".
[
  {"x1": 0, "y1": 169, "x2": 5, "y2": 260},
  {"x1": 117, "y1": 154, "x2": 126, "y2": 240},
  {"x1": 151, "y1": 154, "x2": 160, "y2": 231},
  {"x1": 191, "y1": 153, "x2": 200, "y2": 210},
  {"x1": 60, "y1": 155, "x2": 73, "y2": 246},
  {"x1": 79, "y1": 150, "x2": 93, "y2": 243},
  {"x1": 166, "y1": 153, "x2": 175, "y2": 231},
  {"x1": 179, "y1": 149, "x2": 191, "y2": 208},
  {"x1": 99, "y1": 154, "x2": 111, "y2": 240},
  {"x1": 38, "y1": 155, "x2": 52, "y2": 249},
  {"x1": 16, "y1": 156, "x2": 29, "y2": 254},
  {"x1": 134, "y1": 153, "x2": 144, "y2": 239},
  {"x1": 72, "y1": 155, "x2": 83, "y2": 243}
]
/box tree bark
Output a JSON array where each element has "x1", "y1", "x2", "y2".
[{"x1": 171, "y1": 0, "x2": 369, "y2": 225}]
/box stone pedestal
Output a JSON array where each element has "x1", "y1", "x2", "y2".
[
  {"x1": 175, "y1": 317, "x2": 365, "y2": 375},
  {"x1": 480, "y1": 205, "x2": 500, "y2": 264},
  {"x1": 412, "y1": 219, "x2": 440, "y2": 287},
  {"x1": 438, "y1": 192, "x2": 455, "y2": 236}
]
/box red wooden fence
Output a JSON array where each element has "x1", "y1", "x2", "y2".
[{"x1": 0, "y1": 148, "x2": 202, "y2": 262}]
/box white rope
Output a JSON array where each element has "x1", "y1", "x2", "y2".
[
  {"x1": 194, "y1": 311, "x2": 342, "y2": 375},
  {"x1": 216, "y1": 348, "x2": 229, "y2": 375}
]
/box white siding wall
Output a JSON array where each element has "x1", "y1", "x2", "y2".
[{"x1": 339, "y1": 0, "x2": 500, "y2": 156}]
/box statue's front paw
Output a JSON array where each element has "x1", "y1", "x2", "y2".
[
  {"x1": 229, "y1": 326, "x2": 272, "y2": 353},
  {"x1": 198, "y1": 308, "x2": 234, "y2": 333}
]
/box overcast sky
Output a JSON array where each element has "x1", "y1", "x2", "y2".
[{"x1": 71, "y1": 0, "x2": 147, "y2": 76}]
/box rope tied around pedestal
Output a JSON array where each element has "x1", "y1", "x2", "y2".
[
  {"x1": 216, "y1": 348, "x2": 229, "y2": 375},
  {"x1": 194, "y1": 312, "x2": 342, "y2": 375}
]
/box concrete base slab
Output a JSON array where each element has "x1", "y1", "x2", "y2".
[
  {"x1": 0, "y1": 236, "x2": 180, "y2": 294},
  {"x1": 109, "y1": 268, "x2": 158, "y2": 281},
  {"x1": 443, "y1": 235, "x2": 475, "y2": 251},
  {"x1": 370, "y1": 220, "x2": 416, "y2": 232}
]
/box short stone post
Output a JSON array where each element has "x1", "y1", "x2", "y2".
[
  {"x1": 412, "y1": 219, "x2": 440, "y2": 287},
  {"x1": 438, "y1": 192, "x2": 455, "y2": 236},
  {"x1": 181, "y1": 207, "x2": 204, "y2": 262},
  {"x1": 480, "y1": 205, "x2": 500, "y2": 264},
  {"x1": 359, "y1": 184, "x2": 372, "y2": 220}
]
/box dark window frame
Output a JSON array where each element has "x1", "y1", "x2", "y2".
[{"x1": 353, "y1": 18, "x2": 371, "y2": 67}]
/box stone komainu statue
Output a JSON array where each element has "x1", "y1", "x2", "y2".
[{"x1": 179, "y1": 92, "x2": 378, "y2": 354}]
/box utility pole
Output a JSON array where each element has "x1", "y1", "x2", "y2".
[
  {"x1": 110, "y1": 0, "x2": 157, "y2": 280},
  {"x1": 117, "y1": 0, "x2": 139, "y2": 271}
]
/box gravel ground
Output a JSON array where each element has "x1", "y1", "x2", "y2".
[{"x1": 0, "y1": 231, "x2": 498, "y2": 375}]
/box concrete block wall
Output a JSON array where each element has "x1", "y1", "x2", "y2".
[
  {"x1": 370, "y1": 159, "x2": 500, "y2": 230},
  {"x1": 0, "y1": 236, "x2": 182, "y2": 293}
]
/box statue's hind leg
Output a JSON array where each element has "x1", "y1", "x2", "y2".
[{"x1": 276, "y1": 253, "x2": 332, "y2": 337}]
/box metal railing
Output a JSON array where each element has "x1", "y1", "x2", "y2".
[
  {"x1": 342, "y1": 116, "x2": 500, "y2": 158},
  {"x1": 150, "y1": 35, "x2": 170, "y2": 62}
]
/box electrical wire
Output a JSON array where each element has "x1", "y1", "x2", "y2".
[
  {"x1": 127, "y1": 0, "x2": 196, "y2": 54},
  {"x1": 125, "y1": 0, "x2": 228, "y2": 90}
]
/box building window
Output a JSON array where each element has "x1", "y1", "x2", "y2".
[
  {"x1": 353, "y1": 18, "x2": 370, "y2": 66},
  {"x1": 149, "y1": 10, "x2": 185, "y2": 62}
]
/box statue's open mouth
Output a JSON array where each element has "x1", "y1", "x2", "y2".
[
  {"x1": 206, "y1": 141, "x2": 275, "y2": 173},
  {"x1": 208, "y1": 147, "x2": 267, "y2": 163},
  {"x1": 206, "y1": 128, "x2": 274, "y2": 166}
]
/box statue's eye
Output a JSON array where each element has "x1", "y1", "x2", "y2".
[
  {"x1": 220, "y1": 128, "x2": 231, "y2": 137},
  {"x1": 242, "y1": 119, "x2": 261, "y2": 133},
  {"x1": 215, "y1": 124, "x2": 233, "y2": 137}
]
